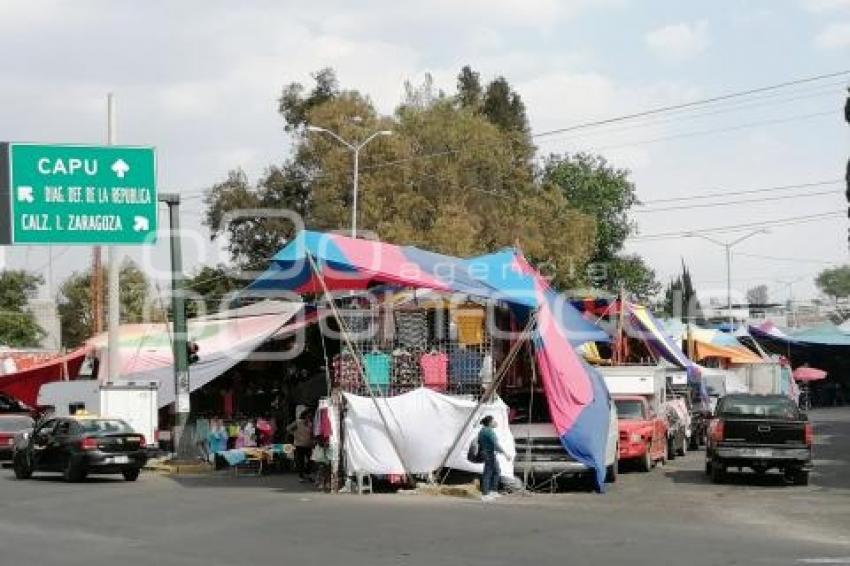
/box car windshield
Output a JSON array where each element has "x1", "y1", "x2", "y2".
[
  {"x1": 615, "y1": 400, "x2": 645, "y2": 420},
  {"x1": 0, "y1": 415, "x2": 33, "y2": 432},
  {"x1": 76, "y1": 419, "x2": 133, "y2": 434},
  {"x1": 718, "y1": 396, "x2": 799, "y2": 419}
]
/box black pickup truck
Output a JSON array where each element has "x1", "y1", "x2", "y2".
[{"x1": 706, "y1": 394, "x2": 812, "y2": 485}]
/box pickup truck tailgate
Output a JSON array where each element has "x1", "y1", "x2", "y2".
[{"x1": 723, "y1": 420, "x2": 806, "y2": 445}]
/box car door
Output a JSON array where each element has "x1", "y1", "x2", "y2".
[
  {"x1": 30, "y1": 419, "x2": 58, "y2": 471},
  {"x1": 52, "y1": 419, "x2": 76, "y2": 471}
]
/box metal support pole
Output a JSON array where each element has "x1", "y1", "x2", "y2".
[
  {"x1": 352, "y1": 148, "x2": 359, "y2": 238},
  {"x1": 161, "y1": 193, "x2": 189, "y2": 455},
  {"x1": 725, "y1": 244, "x2": 732, "y2": 330},
  {"x1": 107, "y1": 93, "x2": 121, "y2": 383}
]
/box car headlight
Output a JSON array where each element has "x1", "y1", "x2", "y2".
[{"x1": 630, "y1": 433, "x2": 642, "y2": 443}]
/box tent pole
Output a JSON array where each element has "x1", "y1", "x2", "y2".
[
  {"x1": 523, "y1": 337, "x2": 537, "y2": 490},
  {"x1": 305, "y1": 252, "x2": 414, "y2": 485},
  {"x1": 436, "y1": 310, "x2": 538, "y2": 482}
]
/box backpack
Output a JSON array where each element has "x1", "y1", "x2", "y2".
[{"x1": 467, "y1": 435, "x2": 484, "y2": 464}]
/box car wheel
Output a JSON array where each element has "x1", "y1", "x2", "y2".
[
  {"x1": 63, "y1": 462, "x2": 87, "y2": 483},
  {"x1": 667, "y1": 437, "x2": 676, "y2": 461},
  {"x1": 13, "y1": 454, "x2": 32, "y2": 480},
  {"x1": 122, "y1": 468, "x2": 141, "y2": 482},
  {"x1": 792, "y1": 470, "x2": 809, "y2": 486},
  {"x1": 710, "y1": 461, "x2": 726, "y2": 484},
  {"x1": 605, "y1": 458, "x2": 618, "y2": 483},
  {"x1": 639, "y1": 446, "x2": 652, "y2": 472}
]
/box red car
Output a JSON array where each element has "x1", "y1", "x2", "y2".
[
  {"x1": 615, "y1": 395, "x2": 668, "y2": 472},
  {"x1": 0, "y1": 414, "x2": 35, "y2": 461}
]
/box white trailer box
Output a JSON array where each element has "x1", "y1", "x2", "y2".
[
  {"x1": 37, "y1": 380, "x2": 158, "y2": 447},
  {"x1": 99, "y1": 382, "x2": 158, "y2": 448},
  {"x1": 598, "y1": 365, "x2": 667, "y2": 413}
]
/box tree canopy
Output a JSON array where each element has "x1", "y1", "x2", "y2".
[
  {"x1": 815, "y1": 265, "x2": 850, "y2": 301},
  {"x1": 0, "y1": 270, "x2": 44, "y2": 347},
  {"x1": 659, "y1": 261, "x2": 704, "y2": 323},
  {"x1": 204, "y1": 66, "x2": 656, "y2": 293},
  {"x1": 58, "y1": 260, "x2": 155, "y2": 348}
]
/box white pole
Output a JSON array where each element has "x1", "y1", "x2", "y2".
[
  {"x1": 352, "y1": 147, "x2": 359, "y2": 238},
  {"x1": 107, "y1": 93, "x2": 121, "y2": 383}
]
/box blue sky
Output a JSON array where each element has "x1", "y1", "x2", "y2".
[{"x1": 0, "y1": 0, "x2": 848, "y2": 305}]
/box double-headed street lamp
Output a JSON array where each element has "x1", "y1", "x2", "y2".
[
  {"x1": 306, "y1": 125, "x2": 392, "y2": 238},
  {"x1": 685, "y1": 229, "x2": 769, "y2": 329}
]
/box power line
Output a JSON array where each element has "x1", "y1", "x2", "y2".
[
  {"x1": 733, "y1": 252, "x2": 841, "y2": 265},
  {"x1": 639, "y1": 179, "x2": 843, "y2": 204},
  {"x1": 629, "y1": 211, "x2": 844, "y2": 241},
  {"x1": 532, "y1": 69, "x2": 850, "y2": 139},
  {"x1": 634, "y1": 188, "x2": 840, "y2": 214}
]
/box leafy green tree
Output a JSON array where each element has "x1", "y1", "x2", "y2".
[
  {"x1": 815, "y1": 265, "x2": 850, "y2": 301},
  {"x1": 456, "y1": 65, "x2": 483, "y2": 110},
  {"x1": 184, "y1": 265, "x2": 241, "y2": 317},
  {"x1": 0, "y1": 270, "x2": 44, "y2": 347},
  {"x1": 277, "y1": 67, "x2": 339, "y2": 132},
  {"x1": 482, "y1": 76, "x2": 529, "y2": 134},
  {"x1": 543, "y1": 153, "x2": 638, "y2": 262},
  {"x1": 58, "y1": 260, "x2": 155, "y2": 348},
  {"x1": 605, "y1": 255, "x2": 662, "y2": 303}
]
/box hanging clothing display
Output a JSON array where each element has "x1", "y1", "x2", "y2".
[
  {"x1": 449, "y1": 349, "x2": 484, "y2": 386},
  {"x1": 394, "y1": 310, "x2": 428, "y2": 349},
  {"x1": 363, "y1": 351, "x2": 391, "y2": 393},
  {"x1": 339, "y1": 307, "x2": 376, "y2": 341},
  {"x1": 479, "y1": 353, "x2": 494, "y2": 388},
  {"x1": 332, "y1": 352, "x2": 361, "y2": 390},
  {"x1": 391, "y1": 349, "x2": 420, "y2": 390},
  {"x1": 420, "y1": 351, "x2": 449, "y2": 391},
  {"x1": 452, "y1": 307, "x2": 485, "y2": 346}
]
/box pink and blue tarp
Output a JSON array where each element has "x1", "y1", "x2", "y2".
[{"x1": 249, "y1": 231, "x2": 613, "y2": 489}]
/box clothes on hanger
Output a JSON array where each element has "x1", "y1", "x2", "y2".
[
  {"x1": 420, "y1": 350, "x2": 449, "y2": 391},
  {"x1": 391, "y1": 348, "x2": 420, "y2": 390},
  {"x1": 394, "y1": 310, "x2": 428, "y2": 349},
  {"x1": 362, "y1": 351, "x2": 391, "y2": 394},
  {"x1": 449, "y1": 348, "x2": 484, "y2": 386},
  {"x1": 452, "y1": 306, "x2": 485, "y2": 346}
]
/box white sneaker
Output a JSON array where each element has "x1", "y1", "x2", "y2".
[
  {"x1": 490, "y1": 492, "x2": 502, "y2": 499},
  {"x1": 481, "y1": 494, "x2": 494, "y2": 502}
]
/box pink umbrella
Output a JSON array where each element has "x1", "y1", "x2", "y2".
[{"x1": 793, "y1": 367, "x2": 827, "y2": 382}]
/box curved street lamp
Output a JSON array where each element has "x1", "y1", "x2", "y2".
[
  {"x1": 306, "y1": 125, "x2": 393, "y2": 238},
  {"x1": 685, "y1": 229, "x2": 769, "y2": 329}
]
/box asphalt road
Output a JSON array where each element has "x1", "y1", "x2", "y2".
[{"x1": 1, "y1": 407, "x2": 849, "y2": 566}]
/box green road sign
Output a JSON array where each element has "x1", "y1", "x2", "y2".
[{"x1": 0, "y1": 143, "x2": 157, "y2": 245}]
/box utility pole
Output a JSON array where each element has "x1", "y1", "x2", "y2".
[
  {"x1": 160, "y1": 193, "x2": 189, "y2": 455},
  {"x1": 107, "y1": 93, "x2": 120, "y2": 383}
]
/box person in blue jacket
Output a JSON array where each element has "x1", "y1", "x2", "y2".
[{"x1": 478, "y1": 415, "x2": 508, "y2": 501}]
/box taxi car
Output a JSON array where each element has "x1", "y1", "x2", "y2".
[{"x1": 12, "y1": 413, "x2": 147, "y2": 482}]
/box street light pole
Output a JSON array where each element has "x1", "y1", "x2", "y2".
[
  {"x1": 686, "y1": 229, "x2": 769, "y2": 330},
  {"x1": 306, "y1": 125, "x2": 392, "y2": 238}
]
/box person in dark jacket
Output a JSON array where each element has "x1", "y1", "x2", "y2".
[{"x1": 478, "y1": 415, "x2": 507, "y2": 501}]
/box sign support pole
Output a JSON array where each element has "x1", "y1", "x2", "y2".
[
  {"x1": 160, "y1": 193, "x2": 189, "y2": 456},
  {"x1": 107, "y1": 93, "x2": 121, "y2": 385}
]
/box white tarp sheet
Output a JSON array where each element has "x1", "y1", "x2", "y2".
[{"x1": 343, "y1": 388, "x2": 515, "y2": 478}]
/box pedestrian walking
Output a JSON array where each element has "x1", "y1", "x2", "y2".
[
  {"x1": 287, "y1": 410, "x2": 314, "y2": 482},
  {"x1": 478, "y1": 415, "x2": 508, "y2": 502}
]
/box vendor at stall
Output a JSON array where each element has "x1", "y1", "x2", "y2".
[{"x1": 287, "y1": 410, "x2": 314, "y2": 482}]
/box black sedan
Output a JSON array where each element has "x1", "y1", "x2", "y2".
[{"x1": 12, "y1": 415, "x2": 148, "y2": 482}]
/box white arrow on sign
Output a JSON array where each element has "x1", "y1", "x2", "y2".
[
  {"x1": 111, "y1": 159, "x2": 130, "y2": 178},
  {"x1": 133, "y1": 216, "x2": 150, "y2": 232}
]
